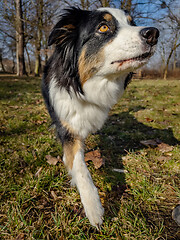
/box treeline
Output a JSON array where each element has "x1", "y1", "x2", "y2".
[{"x1": 0, "y1": 0, "x2": 179, "y2": 79}]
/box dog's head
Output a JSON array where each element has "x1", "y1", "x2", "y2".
[{"x1": 48, "y1": 7, "x2": 159, "y2": 93}]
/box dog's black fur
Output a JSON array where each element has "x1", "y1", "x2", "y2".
[{"x1": 42, "y1": 7, "x2": 159, "y2": 228}]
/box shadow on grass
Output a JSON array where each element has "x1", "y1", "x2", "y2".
[
  {"x1": 0, "y1": 75, "x2": 41, "y2": 101},
  {"x1": 0, "y1": 122, "x2": 36, "y2": 137},
  {"x1": 101, "y1": 105, "x2": 179, "y2": 158},
  {"x1": 98, "y1": 109, "x2": 179, "y2": 238}
]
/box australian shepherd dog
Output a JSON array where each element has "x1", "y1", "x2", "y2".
[{"x1": 42, "y1": 7, "x2": 159, "y2": 229}]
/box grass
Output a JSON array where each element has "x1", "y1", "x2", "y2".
[{"x1": 0, "y1": 75, "x2": 179, "y2": 239}]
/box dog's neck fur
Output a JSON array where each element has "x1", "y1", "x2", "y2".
[
  {"x1": 83, "y1": 74, "x2": 128, "y2": 107},
  {"x1": 49, "y1": 74, "x2": 127, "y2": 139}
]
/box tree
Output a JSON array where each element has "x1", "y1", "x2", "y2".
[
  {"x1": 98, "y1": 0, "x2": 111, "y2": 7},
  {"x1": 16, "y1": 0, "x2": 26, "y2": 76},
  {"x1": 34, "y1": 0, "x2": 43, "y2": 76},
  {"x1": 154, "y1": 0, "x2": 180, "y2": 79},
  {"x1": 28, "y1": 0, "x2": 58, "y2": 76},
  {"x1": 121, "y1": 0, "x2": 132, "y2": 12},
  {"x1": 163, "y1": 33, "x2": 180, "y2": 79},
  {"x1": 160, "y1": 1, "x2": 180, "y2": 79}
]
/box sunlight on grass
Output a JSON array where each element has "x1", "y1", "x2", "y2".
[{"x1": 0, "y1": 76, "x2": 179, "y2": 239}]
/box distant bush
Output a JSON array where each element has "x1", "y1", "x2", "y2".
[{"x1": 135, "y1": 68, "x2": 180, "y2": 79}]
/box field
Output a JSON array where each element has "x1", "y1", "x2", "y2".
[{"x1": 0, "y1": 75, "x2": 179, "y2": 240}]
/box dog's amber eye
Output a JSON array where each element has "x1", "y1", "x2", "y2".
[{"x1": 99, "y1": 25, "x2": 109, "y2": 33}]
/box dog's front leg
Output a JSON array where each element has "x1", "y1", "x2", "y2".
[{"x1": 63, "y1": 137, "x2": 104, "y2": 229}]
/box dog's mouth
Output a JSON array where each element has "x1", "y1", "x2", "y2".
[{"x1": 111, "y1": 52, "x2": 152, "y2": 66}]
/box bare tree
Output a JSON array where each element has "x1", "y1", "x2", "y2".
[
  {"x1": 98, "y1": 0, "x2": 111, "y2": 7},
  {"x1": 159, "y1": 0, "x2": 180, "y2": 79},
  {"x1": 16, "y1": 0, "x2": 26, "y2": 76},
  {"x1": 34, "y1": 0, "x2": 43, "y2": 76},
  {"x1": 163, "y1": 33, "x2": 180, "y2": 79},
  {"x1": 121, "y1": 0, "x2": 132, "y2": 12},
  {"x1": 28, "y1": 0, "x2": 58, "y2": 76}
]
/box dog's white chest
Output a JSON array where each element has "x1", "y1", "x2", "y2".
[{"x1": 49, "y1": 76, "x2": 126, "y2": 138}]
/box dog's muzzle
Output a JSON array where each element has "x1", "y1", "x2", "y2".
[{"x1": 140, "y1": 27, "x2": 159, "y2": 46}]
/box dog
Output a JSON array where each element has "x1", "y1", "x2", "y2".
[{"x1": 42, "y1": 7, "x2": 159, "y2": 229}]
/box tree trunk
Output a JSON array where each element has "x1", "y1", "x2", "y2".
[
  {"x1": 126, "y1": 0, "x2": 132, "y2": 12},
  {"x1": 163, "y1": 37, "x2": 180, "y2": 80},
  {"x1": 34, "y1": 50, "x2": 41, "y2": 76},
  {"x1": 34, "y1": 0, "x2": 43, "y2": 77},
  {"x1": 80, "y1": 0, "x2": 90, "y2": 9},
  {"x1": 25, "y1": 46, "x2": 32, "y2": 74},
  {"x1": 0, "y1": 49, "x2": 6, "y2": 72},
  {"x1": 163, "y1": 67, "x2": 168, "y2": 80},
  {"x1": 11, "y1": 48, "x2": 16, "y2": 74},
  {"x1": 16, "y1": 0, "x2": 26, "y2": 76},
  {"x1": 121, "y1": 0, "x2": 132, "y2": 12},
  {"x1": 173, "y1": 50, "x2": 177, "y2": 71},
  {"x1": 99, "y1": 0, "x2": 110, "y2": 7}
]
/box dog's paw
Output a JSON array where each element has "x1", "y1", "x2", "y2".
[
  {"x1": 81, "y1": 187, "x2": 104, "y2": 229},
  {"x1": 85, "y1": 199, "x2": 104, "y2": 230}
]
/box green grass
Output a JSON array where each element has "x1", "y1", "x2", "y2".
[{"x1": 0, "y1": 75, "x2": 179, "y2": 239}]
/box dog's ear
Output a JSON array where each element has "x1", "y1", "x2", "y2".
[
  {"x1": 48, "y1": 7, "x2": 87, "y2": 95},
  {"x1": 48, "y1": 7, "x2": 84, "y2": 47},
  {"x1": 124, "y1": 10, "x2": 136, "y2": 26}
]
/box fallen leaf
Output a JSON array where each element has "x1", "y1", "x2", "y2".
[
  {"x1": 157, "y1": 143, "x2": 173, "y2": 153},
  {"x1": 140, "y1": 139, "x2": 174, "y2": 154},
  {"x1": 85, "y1": 150, "x2": 105, "y2": 169},
  {"x1": 140, "y1": 139, "x2": 158, "y2": 147},
  {"x1": 45, "y1": 155, "x2": 59, "y2": 165}
]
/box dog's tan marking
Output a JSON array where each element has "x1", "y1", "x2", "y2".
[
  {"x1": 127, "y1": 15, "x2": 133, "y2": 24},
  {"x1": 61, "y1": 121, "x2": 75, "y2": 136},
  {"x1": 78, "y1": 48, "x2": 104, "y2": 85},
  {"x1": 61, "y1": 121, "x2": 82, "y2": 170},
  {"x1": 57, "y1": 35, "x2": 66, "y2": 41},
  {"x1": 64, "y1": 138, "x2": 82, "y2": 170},
  {"x1": 63, "y1": 24, "x2": 76, "y2": 30},
  {"x1": 55, "y1": 25, "x2": 75, "y2": 45},
  {"x1": 103, "y1": 13, "x2": 113, "y2": 22}
]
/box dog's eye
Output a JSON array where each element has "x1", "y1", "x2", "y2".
[{"x1": 98, "y1": 25, "x2": 109, "y2": 33}]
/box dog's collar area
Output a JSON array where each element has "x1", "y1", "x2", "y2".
[{"x1": 111, "y1": 52, "x2": 152, "y2": 65}]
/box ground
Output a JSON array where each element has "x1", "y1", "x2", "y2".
[{"x1": 0, "y1": 75, "x2": 179, "y2": 239}]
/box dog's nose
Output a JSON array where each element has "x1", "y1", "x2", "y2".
[{"x1": 140, "y1": 27, "x2": 159, "y2": 46}]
